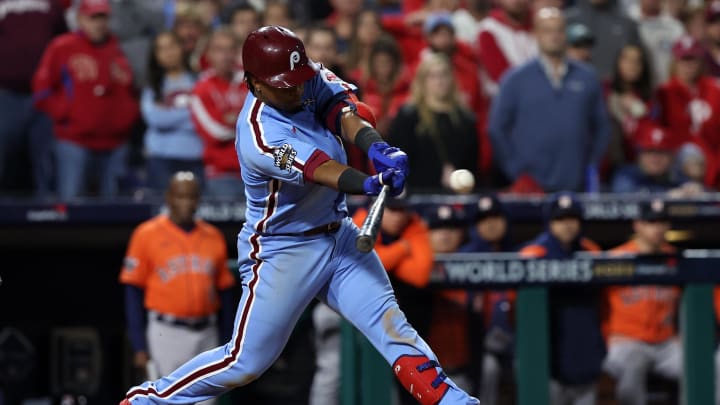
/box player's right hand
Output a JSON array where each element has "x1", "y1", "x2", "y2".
[{"x1": 363, "y1": 169, "x2": 405, "y2": 197}]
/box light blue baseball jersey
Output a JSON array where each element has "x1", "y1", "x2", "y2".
[{"x1": 236, "y1": 66, "x2": 356, "y2": 234}]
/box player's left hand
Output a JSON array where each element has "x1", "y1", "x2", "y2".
[
  {"x1": 368, "y1": 142, "x2": 409, "y2": 177},
  {"x1": 363, "y1": 168, "x2": 406, "y2": 197}
]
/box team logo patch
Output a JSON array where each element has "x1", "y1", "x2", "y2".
[
  {"x1": 479, "y1": 197, "x2": 493, "y2": 211},
  {"x1": 559, "y1": 195, "x2": 573, "y2": 209},
  {"x1": 274, "y1": 143, "x2": 297, "y2": 172},
  {"x1": 651, "y1": 198, "x2": 664, "y2": 212},
  {"x1": 290, "y1": 51, "x2": 300, "y2": 71},
  {"x1": 69, "y1": 54, "x2": 98, "y2": 81}
]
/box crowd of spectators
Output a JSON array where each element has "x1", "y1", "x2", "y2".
[{"x1": 1, "y1": 0, "x2": 719, "y2": 200}]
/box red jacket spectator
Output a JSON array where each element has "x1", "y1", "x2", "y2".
[
  {"x1": 656, "y1": 76, "x2": 720, "y2": 185},
  {"x1": 381, "y1": 14, "x2": 426, "y2": 69},
  {"x1": 33, "y1": 32, "x2": 138, "y2": 150},
  {"x1": 190, "y1": 70, "x2": 247, "y2": 177},
  {"x1": 656, "y1": 76, "x2": 720, "y2": 150},
  {"x1": 477, "y1": 8, "x2": 537, "y2": 97},
  {"x1": 357, "y1": 70, "x2": 411, "y2": 133}
]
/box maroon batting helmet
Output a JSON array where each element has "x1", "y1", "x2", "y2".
[{"x1": 242, "y1": 26, "x2": 318, "y2": 88}]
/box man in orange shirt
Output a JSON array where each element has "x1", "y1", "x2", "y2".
[
  {"x1": 119, "y1": 172, "x2": 237, "y2": 405},
  {"x1": 352, "y1": 197, "x2": 435, "y2": 328},
  {"x1": 602, "y1": 198, "x2": 682, "y2": 405}
]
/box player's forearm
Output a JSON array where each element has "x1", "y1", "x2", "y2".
[
  {"x1": 312, "y1": 160, "x2": 367, "y2": 193},
  {"x1": 311, "y1": 159, "x2": 402, "y2": 196},
  {"x1": 340, "y1": 111, "x2": 376, "y2": 146}
]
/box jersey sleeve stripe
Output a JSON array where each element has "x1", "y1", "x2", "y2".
[
  {"x1": 190, "y1": 96, "x2": 235, "y2": 141},
  {"x1": 248, "y1": 99, "x2": 306, "y2": 173}
]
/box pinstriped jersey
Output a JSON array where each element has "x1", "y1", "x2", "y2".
[{"x1": 235, "y1": 67, "x2": 357, "y2": 234}]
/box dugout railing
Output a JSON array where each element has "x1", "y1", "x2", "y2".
[{"x1": 340, "y1": 250, "x2": 720, "y2": 405}]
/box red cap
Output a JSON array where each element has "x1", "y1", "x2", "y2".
[
  {"x1": 78, "y1": 0, "x2": 110, "y2": 16},
  {"x1": 707, "y1": 1, "x2": 720, "y2": 23},
  {"x1": 672, "y1": 36, "x2": 705, "y2": 59},
  {"x1": 636, "y1": 126, "x2": 675, "y2": 151}
]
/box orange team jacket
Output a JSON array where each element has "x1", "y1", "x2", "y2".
[
  {"x1": 119, "y1": 215, "x2": 236, "y2": 318},
  {"x1": 603, "y1": 240, "x2": 679, "y2": 344},
  {"x1": 519, "y1": 238, "x2": 601, "y2": 258},
  {"x1": 351, "y1": 208, "x2": 434, "y2": 288}
]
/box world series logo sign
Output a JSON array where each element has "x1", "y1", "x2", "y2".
[
  {"x1": 430, "y1": 253, "x2": 683, "y2": 287},
  {"x1": 432, "y1": 257, "x2": 596, "y2": 285}
]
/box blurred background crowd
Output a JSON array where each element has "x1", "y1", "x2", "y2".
[
  {"x1": 2, "y1": 0, "x2": 720, "y2": 200},
  {"x1": 2, "y1": 0, "x2": 720, "y2": 404}
]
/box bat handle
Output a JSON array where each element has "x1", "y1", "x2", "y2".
[{"x1": 355, "y1": 185, "x2": 389, "y2": 253}]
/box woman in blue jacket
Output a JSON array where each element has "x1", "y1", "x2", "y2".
[{"x1": 142, "y1": 31, "x2": 203, "y2": 192}]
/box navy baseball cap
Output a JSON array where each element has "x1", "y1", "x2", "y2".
[
  {"x1": 638, "y1": 198, "x2": 670, "y2": 222},
  {"x1": 425, "y1": 204, "x2": 469, "y2": 229},
  {"x1": 545, "y1": 192, "x2": 583, "y2": 221},
  {"x1": 567, "y1": 23, "x2": 595, "y2": 47},
  {"x1": 475, "y1": 193, "x2": 505, "y2": 221},
  {"x1": 424, "y1": 12, "x2": 454, "y2": 35}
]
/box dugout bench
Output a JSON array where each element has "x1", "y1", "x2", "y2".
[{"x1": 340, "y1": 251, "x2": 719, "y2": 405}]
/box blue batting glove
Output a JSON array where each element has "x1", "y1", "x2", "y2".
[
  {"x1": 363, "y1": 169, "x2": 406, "y2": 197},
  {"x1": 367, "y1": 142, "x2": 409, "y2": 177}
]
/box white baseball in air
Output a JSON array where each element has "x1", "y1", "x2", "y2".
[{"x1": 449, "y1": 169, "x2": 475, "y2": 194}]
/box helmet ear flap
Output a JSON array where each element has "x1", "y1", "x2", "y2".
[{"x1": 245, "y1": 73, "x2": 257, "y2": 95}]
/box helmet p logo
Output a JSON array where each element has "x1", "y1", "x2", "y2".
[{"x1": 290, "y1": 51, "x2": 300, "y2": 71}]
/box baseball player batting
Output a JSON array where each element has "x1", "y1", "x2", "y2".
[{"x1": 120, "y1": 26, "x2": 479, "y2": 405}]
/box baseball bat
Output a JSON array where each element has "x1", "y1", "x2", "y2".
[{"x1": 356, "y1": 185, "x2": 390, "y2": 253}]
